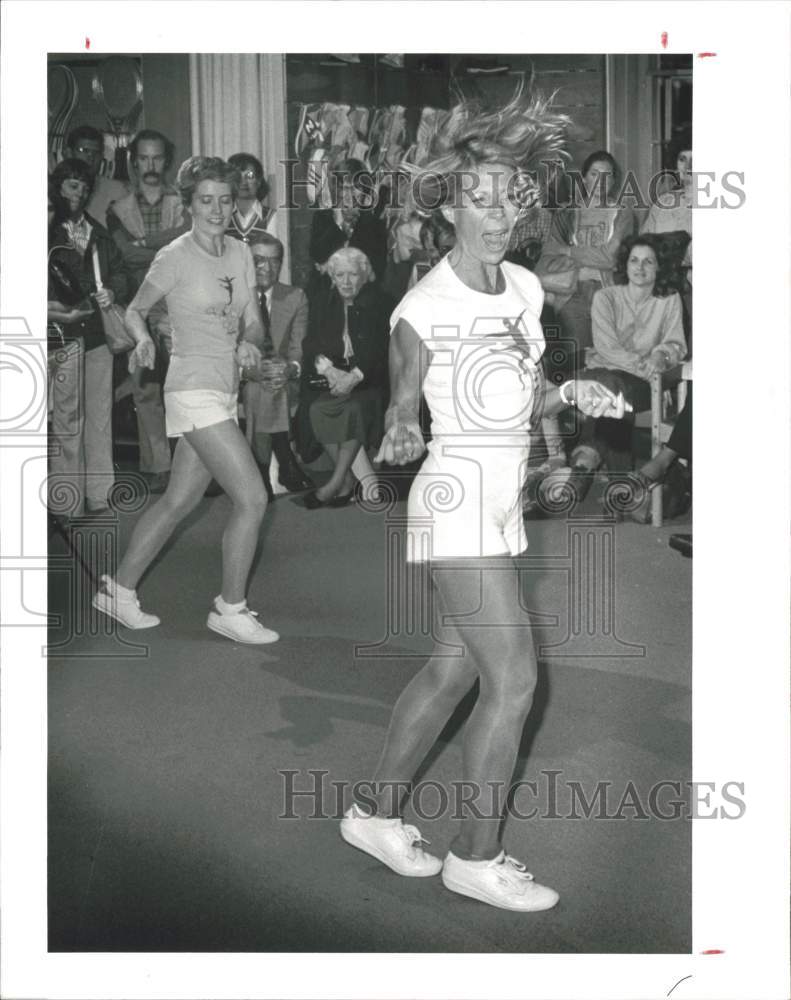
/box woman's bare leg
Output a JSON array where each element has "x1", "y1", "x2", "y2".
[
  {"x1": 369, "y1": 557, "x2": 537, "y2": 861},
  {"x1": 116, "y1": 420, "x2": 267, "y2": 603},
  {"x1": 183, "y1": 420, "x2": 268, "y2": 603},
  {"x1": 115, "y1": 435, "x2": 213, "y2": 590}
]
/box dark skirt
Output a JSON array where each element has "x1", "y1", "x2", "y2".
[{"x1": 309, "y1": 385, "x2": 385, "y2": 448}]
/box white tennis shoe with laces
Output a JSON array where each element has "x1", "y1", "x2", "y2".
[
  {"x1": 442, "y1": 850, "x2": 559, "y2": 911},
  {"x1": 340, "y1": 804, "x2": 442, "y2": 877},
  {"x1": 206, "y1": 600, "x2": 279, "y2": 644},
  {"x1": 92, "y1": 575, "x2": 160, "y2": 630}
]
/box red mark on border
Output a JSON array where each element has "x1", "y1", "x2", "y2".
[
  {"x1": 85, "y1": 37, "x2": 91, "y2": 50},
  {"x1": 698, "y1": 52, "x2": 717, "y2": 58},
  {"x1": 701, "y1": 949, "x2": 725, "y2": 954},
  {"x1": 661, "y1": 32, "x2": 668, "y2": 49}
]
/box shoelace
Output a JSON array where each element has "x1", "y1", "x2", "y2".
[
  {"x1": 496, "y1": 855, "x2": 536, "y2": 888},
  {"x1": 400, "y1": 824, "x2": 431, "y2": 853}
]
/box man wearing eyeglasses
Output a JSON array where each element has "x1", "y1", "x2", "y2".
[{"x1": 240, "y1": 232, "x2": 313, "y2": 496}]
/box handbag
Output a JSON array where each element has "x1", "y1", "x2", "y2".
[
  {"x1": 92, "y1": 244, "x2": 135, "y2": 354},
  {"x1": 307, "y1": 355, "x2": 352, "y2": 392}
]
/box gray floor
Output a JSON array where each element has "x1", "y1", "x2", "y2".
[{"x1": 48, "y1": 485, "x2": 692, "y2": 953}]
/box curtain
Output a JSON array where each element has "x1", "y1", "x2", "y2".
[{"x1": 189, "y1": 54, "x2": 291, "y2": 280}]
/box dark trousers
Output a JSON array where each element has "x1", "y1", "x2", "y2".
[
  {"x1": 574, "y1": 368, "x2": 652, "y2": 471},
  {"x1": 668, "y1": 385, "x2": 692, "y2": 462}
]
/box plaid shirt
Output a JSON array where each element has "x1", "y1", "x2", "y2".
[
  {"x1": 508, "y1": 207, "x2": 553, "y2": 253},
  {"x1": 136, "y1": 189, "x2": 164, "y2": 236}
]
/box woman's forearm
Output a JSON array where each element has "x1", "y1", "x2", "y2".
[
  {"x1": 541, "y1": 381, "x2": 574, "y2": 418},
  {"x1": 125, "y1": 306, "x2": 153, "y2": 344}
]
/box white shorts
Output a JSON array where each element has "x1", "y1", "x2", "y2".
[
  {"x1": 406, "y1": 441, "x2": 530, "y2": 562},
  {"x1": 164, "y1": 390, "x2": 238, "y2": 438}
]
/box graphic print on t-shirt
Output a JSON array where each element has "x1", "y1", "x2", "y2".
[
  {"x1": 206, "y1": 274, "x2": 241, "y2": 335},
  {"x1": 425, "y1": 311, "x2": 543, "y2": 436}
]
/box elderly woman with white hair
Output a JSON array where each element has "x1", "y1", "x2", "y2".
[{"x1": 298, "y1": 246, "x2": 393, "y2": 508}]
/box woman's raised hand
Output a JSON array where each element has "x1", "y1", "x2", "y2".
[
  {"x1": 128, "y1": 335, "x2": 157, "y2": 374},
  {"x1": 375, "y1": 421, "x2": 426, "y2": 465}
]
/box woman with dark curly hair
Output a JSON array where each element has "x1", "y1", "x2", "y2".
[
  {"x1": 569, "y1": 233, "x2": 687, "y2": 477},
  {"x1": 92, "y1": 156, "x2": 278, "y2": 645}
]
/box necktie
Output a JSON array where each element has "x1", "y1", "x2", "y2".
[{"x1": 260, "y1": 291, "x2": 274, "y2": 358}]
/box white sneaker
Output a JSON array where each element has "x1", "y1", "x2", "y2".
[
  {"x1": 442, "y1": 850, "x2": 559, "y2": 911},
  {"x1": 92, "y1": 575, "x2": 160, "y2": 630},
  {"x1": 340, "y1": 804, "x2": 442, "y2": 877},
  {"x1": 206, "y1": 601, "x2": 279, "y2": 644}
]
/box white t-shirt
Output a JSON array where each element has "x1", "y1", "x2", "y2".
[
  {"x1": 391, "y1": 257, "x2": 545, "y2": 560},
  {"x1": 391, "y1": 256, "x2": 545, "y2": 444},
  {"x1": 146, "y1": 232, "x2": 256, "y2": 394}
]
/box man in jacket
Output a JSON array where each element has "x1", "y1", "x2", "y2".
[
  {"x1": 241, "y1": 233, "x2": 313, "y2": 496},
  {"x1": 107, "y1": 129, "x2": 187, "y2": 493}
]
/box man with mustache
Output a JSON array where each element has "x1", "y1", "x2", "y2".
[{"x1": 107, "y1": 129, "x2": 187, "y2": 493}]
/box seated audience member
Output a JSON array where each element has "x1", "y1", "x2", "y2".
[
  {"x1": 107, "y1": 128, "x2": 187, "y2": 493},
  {"x1": 298, "y1": 247, "x2": 392, "y2": 508},
  {"x1": 641, "y1": 130, "x2": 693, "y2": 346},
  {"x1": 538, "y1": 150, "x2": 635, "y2": 373},
  {"x1": 505, "y1": 204, "x2": 553, "y2": 272},
  {"x1": 382, "y1": 211, "x2": 425, "y2": 299},
  {"x1": 226, "y1": 152, "x2": 280, "y2": 245},
  {"x1": 568, "y1": 234, "x2": 687, "y2": 488},
  {"x1": 629, "y1": 385, "x2": 692, "y2": 524},
  {"x1": 64, "y1": 124, "x2": 128, "y2": 228},
  {"x1": 406, "y1": 212, "x2": 456, "y2": 289},
  {"x1": 308, "y1": 159, "x2": 388, "y2": 296},
  {"x1": 47, "y1": 159, "x2": 127, "y2": 518},
  {"x1": 239, "y1": 232, "x2": 313, "y2": 498},
  {"x1": 641, "y1": 130, "x2": 692, "y2": 255}
]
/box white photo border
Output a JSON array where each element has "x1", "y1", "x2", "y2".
[{"x1": 1, "y1": 2, "x2": 789, "y2": 998}]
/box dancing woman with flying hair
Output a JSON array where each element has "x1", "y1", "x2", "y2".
[{"x1": 339, "y1": 88, "x2": 629, "y2": 912}]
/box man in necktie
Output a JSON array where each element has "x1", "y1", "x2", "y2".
[{"x1": 241, "y1": 233, "x2": 313, "y2": 496}]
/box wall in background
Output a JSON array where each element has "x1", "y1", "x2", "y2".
[
  {"x1": 47, "y1": 53, "x2": 191, "y2": 184},
  {"x1": 285, "y1": 53, "x2": 610, "y2": 289}
]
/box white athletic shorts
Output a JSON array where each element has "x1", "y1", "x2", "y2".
[
  {"x1": 406, "y1": 440, "x2": 530, "y2": 561},
  {"x1": 164, "y1": 389, "x2": 238, "y2": 438}
]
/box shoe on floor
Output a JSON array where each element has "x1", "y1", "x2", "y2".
[
  {"x1": 340, "y1": 803, "x2": 442, "y2": 877},
  {"x1": 92, "y1": 574, "x2": 160, "y2": 630},
  {"x1": 669, "y1": 533, "x2": 692, "y2": 558},
  {"x1": 442, "y1": 850, "x2": 559, "y2": 912},
  {"x1": 206, "y1": 600, "x2": 279, "y2": 644},
  {"x1": 278, "y1": 464, "x2": 315, "y2": 492}
]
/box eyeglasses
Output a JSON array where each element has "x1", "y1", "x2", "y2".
[
  {"x1": 240, "y1": 170, "x2": 260, "y2": 181},
  {"x1": 253, "y1": 256, "x2": 282, "y2": 266}
]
